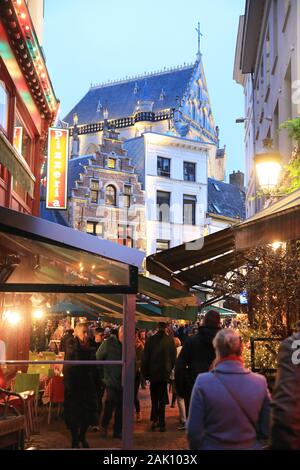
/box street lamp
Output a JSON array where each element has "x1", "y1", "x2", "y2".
[{"x1": 254, "y1": 139, "x2": 282, "y2": 192}]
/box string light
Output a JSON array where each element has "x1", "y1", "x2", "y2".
[
  {"x1": 33, "y1": 309, "x2": 44, "y2": 320},
  {"x1": 4, "y1": 310, "x2": 21, "y2": 326}
]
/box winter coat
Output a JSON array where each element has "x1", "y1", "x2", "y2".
[
  {"x1": 270, "y1": 331, "x2": 300, "y2": 449},
  {"x1": 187, "y1": 360, "x2": 271, "y2": 450},
  {"x1": 96, "y1": 336, "x2": 122, "y2": 391},
  {"x1": 175, "y1": 326, "x2": 220, "y2": 397},
  {"x1": 63, "y1": 336, "x2": 99, "y2": 429},
  {"x1": 141, "y1": 330, "x2": 176, "y2": 383}
]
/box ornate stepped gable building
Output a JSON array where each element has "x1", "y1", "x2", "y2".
[
  {"x1": 63, "y1": 52, "x2": 231, "y2": 255},
  {"x1": 67, "y1": 122, "x2": 145, "y2": 252},
  {"x1": 64, "y1": 55, "x2": 225, "y2": 180}
]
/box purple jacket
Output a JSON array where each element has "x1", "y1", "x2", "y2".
[{"x1": 187, "y1": 360, "x2": 270, "y2": 450}]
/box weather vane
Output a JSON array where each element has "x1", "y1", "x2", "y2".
[{"x1": 195, "y1": 21, "x2": 203, "y2": 58}]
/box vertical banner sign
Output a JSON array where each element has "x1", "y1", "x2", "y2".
[
  {"x1": 46, "y1": 128, "x2": 69, "y2": 210},
  {"x1": 13, "y1": 126, "x2": 23, "y2": 155}
]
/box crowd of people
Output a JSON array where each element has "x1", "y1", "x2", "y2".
[{"x1": 59, "y1": 311, "x2": 300, "y2": 450}]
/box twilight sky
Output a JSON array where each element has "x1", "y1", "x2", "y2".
[{"x1": 43, "y1": 0, "x2": 245, "y2": 179}]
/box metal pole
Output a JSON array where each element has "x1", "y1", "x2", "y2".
[{"x1": 122, "y1": 294, "x2": 136, "y2": 450}]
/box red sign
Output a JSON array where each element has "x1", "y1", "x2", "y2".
[{"x1": 46, "y1": 128, "x2": 69, "y2": 209}]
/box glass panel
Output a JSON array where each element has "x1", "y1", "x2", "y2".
[
  {"x1": 0, "y1": 230, "x2": 130, "y2": 287},
  {"x1": 156, "y1": 191, "x2": 170, "y2": 222},
  {"x1": 107, "y1": 158, "x2": 116, "y2": 169},
  {"x1": 14, "y1": 113, "x2": 33, "y2": 166},
  {"x1": 156, "y1": 239, "x2": 170, "y2": 252},
  {"x1": 0, "y1": 294, "x2": 125, "y2": 449},
  {"x1": 0, "y1": 80, "x2": 8, "y2": 132},
  {"x1": 183, "y1": 195, "x2": 196, "y2": 225},
  {"x1": 157, "y1": 156, "x2": 170, "y2": 177},
  {"x1": 184, "y1": 162, "x2": 196, "y2": 182},
  {"x1": 105, "y1": 185, "x2": 116, "y2": 206}
]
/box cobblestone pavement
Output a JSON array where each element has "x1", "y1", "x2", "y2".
[{"x1": 26, "y1": 387, "x2": 189, "y2": 450}]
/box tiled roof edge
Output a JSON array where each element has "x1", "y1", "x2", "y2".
[{"x1": 89, "y1": 63, "x2": 195, "y2": 90}]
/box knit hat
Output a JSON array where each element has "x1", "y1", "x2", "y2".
[{"x1": 203, "y1": 310, "x2": 221, "y2": 328}]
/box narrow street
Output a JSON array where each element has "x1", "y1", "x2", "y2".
[{"x1": 27, "y1": 388, "x2": 188, "y2": 450}]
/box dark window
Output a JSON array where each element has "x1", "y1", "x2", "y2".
[
  {"x1": 124, "y1": 184, "x2": 131, "y2": 208},
  {"x1": 183, "y1": 195, "x2": 196, "y2": 225},
  {"x1": 157, "y1": 191, "x2": 170, "y2": 222},
  {"x1": 118, "y1": 225, "x2": 133, "y2": 247},
  {"x1": 184, "y1": 162, "x2": 196, "y2": 182},
  {"x1": 156, "y1": 239, "x2": 170, "y2": 253},
  {"x1": 157, "y1": 157, "x2": 171, "y2": 178},
  {"x1": 86, "y1": 221, "x2": 103, "y2": 237},
  {"x1": 90, "y1": 179, "x2": 99, "y2": 203},
  {"x1": 105, "y1": 184, "x2": 116, "y2": 206},
  {"x1": 14, "y1": 112, "x2": 33, "y2": 167}
]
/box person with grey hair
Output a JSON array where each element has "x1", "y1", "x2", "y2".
[{"x1": 187, "y1": 329, "x2": 270, "y2": 450}]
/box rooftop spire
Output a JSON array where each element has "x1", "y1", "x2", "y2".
[{"x1": 195, "y1": 21, "x2": 203, "y2": 60}]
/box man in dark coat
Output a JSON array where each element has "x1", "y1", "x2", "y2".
[
  {"x1": 141, "y1": 322, "x2": 176, "y2": 432},
  {"x1": 270, "y1": 322, "x2": 300, "y2": 449},
  {"x1": 175, "y1": 310, "x2": 221, "y2": 416},
  {"x1": 63, "y1": 323, "x2": 99, "y2": 448},
  {"x1": 96, "y1": 325, "x2": 123, "y2": 439}
]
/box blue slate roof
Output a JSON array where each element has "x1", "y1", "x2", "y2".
[
  {"x1": 63, "y1": 65, "x2": 195, "y2": 126},
  {"x1": 208, "y1": 178, "x2": 246, "y2": 220},
  {"x1": 40, "y1": 201, "x2": 69, "y2": 227}
]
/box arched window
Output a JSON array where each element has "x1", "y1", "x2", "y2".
[{"x1": 105, "y1": 185, "x2": 116, "y2": 206}]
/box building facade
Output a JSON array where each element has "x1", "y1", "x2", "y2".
[
  {"x1": 67, "y1": 124, "x2": 146, "y2": 252},
  {"x1": 234, "y1": 0, "x2": 300, "y2": 216}
]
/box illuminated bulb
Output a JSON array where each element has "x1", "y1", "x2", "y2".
[
  {"x1": 5, "y1": 310, "x2": 21, "y2": 326},
  {"x1": 38, "y1": 64, "x2": 43, "y2": 71},
  {"x1": 271, "y1": 241, "x2": 284, "y2": 251},
  {"x1": 40, "y1": 72, "x2": 46, "y2": 79},
  {"x1": 91, "y1": 265, "x2": 95, "y2": 270},
  {"x1": 16, "y1": 0, "x2": 22, "y2": 4},
  {"x1": 33, "y1": 309, "x2": 44, "y2": 320},
  {"x1": 25, "y1": 25, "x2": 30, "y2": 31},
  {"x1": 20, "y1": 12, "x2": 26, "y2": 19}
]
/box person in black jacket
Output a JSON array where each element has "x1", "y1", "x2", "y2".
[
  {"x1": 141, "y1": 322, "x2": 176, "y2": 432},
  {"x1": 175, "y1": 310, "x2": 221, "y2": 416},
  {"x1": 64, "y1": 323, "x2": 99, "y2": 448},
  {"x1": 270, "y1": 322, "x2": 300, "y2": 449}
]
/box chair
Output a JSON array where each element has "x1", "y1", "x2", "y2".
[
  {"x1": 13, "y1": 373, "x2": 40, "y2": 416},
  {"x1": 0, "y1": 388, "x2": 25, "y2": 450},
  {"x1": 47, "y1": 376, "x2": 64, "y2": 424}
]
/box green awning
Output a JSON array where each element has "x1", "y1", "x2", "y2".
[
  {"x1": 0, "y1": 130, "x2": 35, "y2": 196},
  {"x1": 201, "y1": 306, "x2": 237, "y2": 317}
]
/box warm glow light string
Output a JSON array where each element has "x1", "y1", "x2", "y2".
[{"x1": 12, "y1": 0, "x2": 58, "y2": 116}]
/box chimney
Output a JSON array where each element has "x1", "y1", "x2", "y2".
[{"x1": 229, "y1": 170, "x2": 244, "y2": 190}]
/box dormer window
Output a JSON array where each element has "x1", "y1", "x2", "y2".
[
  {"x1": 108, "y1": 158, "x2": 116, "y2": 169},
  {"x1": 159, "y1": 88, "x2": 165, "y2": 101},
  {"x1": 133, "y1": 82, "x2": 139, "y2": 94}
]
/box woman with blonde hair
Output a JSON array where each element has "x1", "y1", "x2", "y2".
[{"x1": 187, "y1": 328, "x2": 270, "y2": 450}]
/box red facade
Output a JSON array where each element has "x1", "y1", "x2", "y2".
[{"x1": 0, "y1": 0, "x2": 58, "y2": 362}]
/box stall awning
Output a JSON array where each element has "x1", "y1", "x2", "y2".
[{"x1": 146, "y1": 189, "x2": 300, "y2": 287}]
